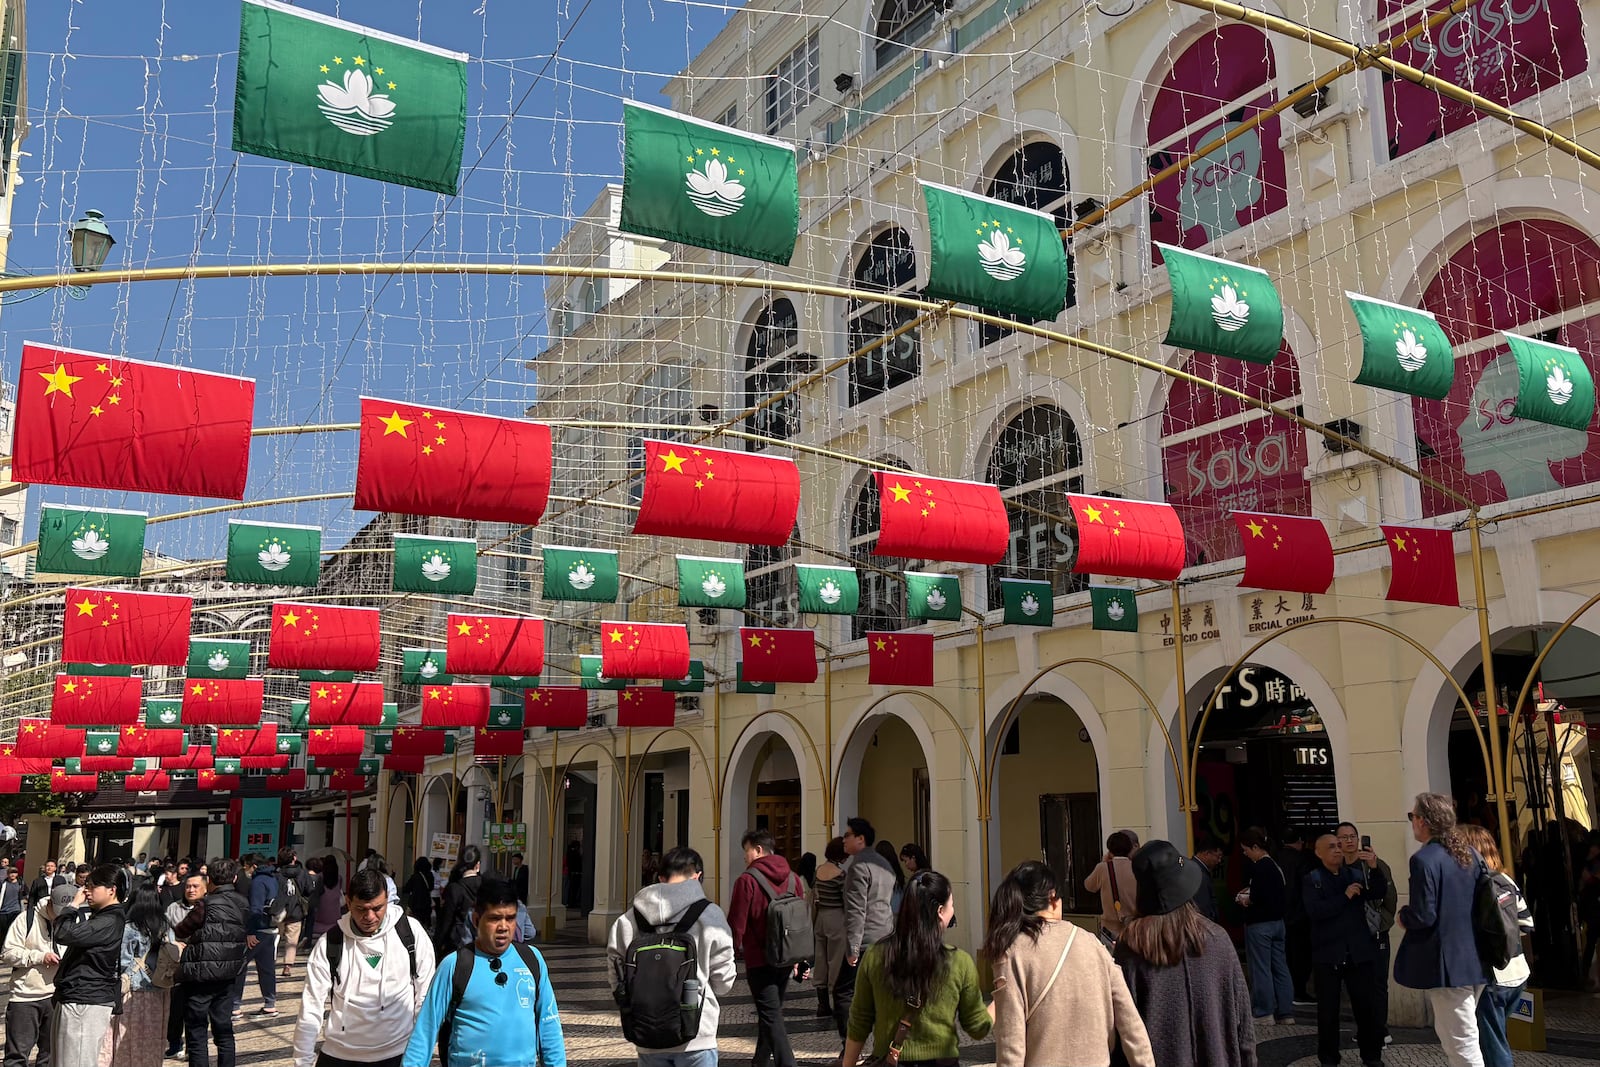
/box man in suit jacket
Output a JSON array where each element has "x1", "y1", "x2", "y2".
[
  {"x1": 1395, "y1": 793, "x2": 1488, "y2": 1067},
  {"x1": 511, "y1": 853, "x2": 530, "y2": 904}
]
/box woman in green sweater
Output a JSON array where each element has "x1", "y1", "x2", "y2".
[{"x1": 838, "y1": 870, "x2": 992, "y2": 1067}]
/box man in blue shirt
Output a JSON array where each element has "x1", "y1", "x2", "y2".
[{"x1": 403, "y1": 878, "x2": 566, "y2": 1067}]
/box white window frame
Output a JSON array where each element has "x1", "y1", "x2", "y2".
[
  {"x1": 765, "y1": 33, "x2": 820, "y2": 135},
  {"x1": 743, "y1": 299, "x2": 803, "y2": 448}
]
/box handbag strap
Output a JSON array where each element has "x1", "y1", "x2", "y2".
[
  {"x1": 883, "y1": 996, "x2": 924, "y2": 1065},
  {"x1": 1106, "y1": 859, "x2": 1126, "y2": 919},
  {"x1": 1025, "y1": 924, "x2": 1077, "y2": 1021}
]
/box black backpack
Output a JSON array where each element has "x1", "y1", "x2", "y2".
[
  {"x1": 325, "y1": 916, "x2": 418, "y2": 986},
  {"x1": 1472, "y1": 866, "x2": 1519, "y2": 971},
  {"x1": 434, "y1": 943, "x2": 542, "y2": 1064},
  {"x1": 277, "y1": 871, "x2": 305, "y2": 922},
  {"x1": 754, "y1": 872, "x2": 811, "y2": 967},
  {"x1": 612, "y1": 898, "x2": 711, "y2": 1049}
]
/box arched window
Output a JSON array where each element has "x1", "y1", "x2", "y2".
[
  {"x1": 1145, "y1": 26, "x2": 1287, "y2": 253},
  {"x1": 985, "y1": 404, "x2": 1085, "y2": 608},
  {"x1": 979, "y1": 142, "x2": 1074, "y2": 348},
  {"x1": 744, "y1": 299, "x2": 803, "y2": 448},
  {"x1": 1411, "y1": 219, "x2": 1600, "y2": 515},
  {"x1": 629, "y1": 363, "x2": 692, "y2": 504},
  {"x1": 848, "y1": 474, "x2": 907, "y2": 640},
  {"x1": 746, "y1": 535, "x2": 799, "y2": 629},
  {"x1": 1160, "y1": 347, "x2": 1307, "y2": 564},
  {"x1": 848, "y1": 228, "x2": 921, "y2": 406},
  {"x1": 874, "y1": 0, "x2": 939, "y2": 69}
]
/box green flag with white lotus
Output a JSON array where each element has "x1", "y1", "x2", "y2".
[
  {"x1": 84, "y1": 732, "x2": 120, "y2": 756},
  {"x1": 1347, "y1": 293, "x2": 1454, "y2": 400},
  {"x1": 299, "y1": 669, "x2": 355, "y2": 683},
  {"x1": 232, "y1": 0, "x2": 467, "y2": 194},
  {"x1": 905, "y1": 572, "x2": 962, "y2": 621},
  {"x1": 214, "y1": 757, "x2": 244, "y2": 775},
  {"x1": 488, "y1": 704, "x2": 525, "y2": 730},
  {"x1": 921, "y1": 181, "x2": 1069, "y2": 322},
  {"x1": 1507, "y1": 333, "x2": 1595, "y2": 431},
  {"x1": 662, "y1": 660, "x2": 706, "y2": 693},
  {"x1": 579, "y1": 655, "x2": 628, "y2": 690},
  {"x1": 393, "y1": 534, "x2": 477, "y2": 594},
  {"x1": 288, "y1": 700, "x2": 308, "y2": 729},
  {"x1": 227, "y1": 520, "x2": 322, "y2": 587},
  {"x1": 542, "y1": 546, "x2": 619, "y2": 602},
  {"x1": 66, "y1": 663, "x2": 133, "y2": 677},
  {"x1": 620, "y1": 100, "x2": 799, "y2": 266},
  {"x1": 401, "y1": 649, "x2": 453, "y2": 686},
  {"x1": 999, "y1": 579, "x2": 1053, "y2": 626},
  {"x1": 795, "y1": 564, "x2": 860, "y2": 615},
  {"x1": 36, "y1": 505, "x2": 146, "y2": 578},
  {"x1": 145, "y1": 700, "x2": 183, "y2": 727},
  {"x1": 188, "y1": 639, "x2": 251, "y2": 680},
  {"x1": 1159, "y1": 243, "x2": 1282, "y2": 364},
  {"x1": 381, "y1": 702, "x2": 398, "y2": 727},
  {"x1": 1090, "y1": 586, "x2": 1138, "y2": 632},
  {"x1": 676, "y1": 555, "x2": 746, "y2": 608},
  {"x1": 276, "y1": 732, "x2": 304, "y2": 755},
  {"x1": 491, "y1": 675, "x2": 542, "y2": 691},
  {"x1": 736, "y1": 664, "x2": 776, "y2": 694}
]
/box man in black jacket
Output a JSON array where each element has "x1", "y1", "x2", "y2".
[
  {"x1": 52, "y1": 863, "x2": 126, "y2": 1067},
  {"x1": 1303, "y1": 833, "x2": 1388, "y2": 1067},
  {"x1": 173, "y1": 858, "x2": 249, "y2": 1067}
]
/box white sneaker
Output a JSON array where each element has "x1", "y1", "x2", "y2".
[{"x1": 1255, "y1": 1016, "x2": 1275, "y2": 1027}]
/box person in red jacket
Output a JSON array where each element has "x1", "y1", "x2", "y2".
[{"x1": 728, "y1": 830, "x2": 805, "y2": 1067}]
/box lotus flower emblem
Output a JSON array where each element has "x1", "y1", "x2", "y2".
[
  {"x1": 96, "y1": 739, "x2": 112, "y2": 753},
  {"x1": 1106, "y1": 598, "x2": 1126, "y2": 622},
  {"x1": 567, "y1": 563, "x2": 597, "y2": 590},
  {"x1": 496, "y1": 710, "x2": 512, "y2": 726},
  {"x1": 685, "y1": 156, "x2": 745, "y2": 218},
  {"x1": 316, "y1": 68, "x2": 395, "y2": 136},
  {"x1": 818, "y1": 580, "x2": 843, "y2": 606},
  {"x1": 421, "y1": 554, "x2": 452, "y2": 583},
  {"x1": 925, "y1": 587, "x2": 948, "y2": 611},
  {"x1": 419, "y1": 659, "x2": 440, "y2": 679},
  {"x1": 1210, "y1": 285, "x2": 1251, "y2": 332},
  {"x1": 700, "y1": 573, "x2": 728, "y2": 600},
  {"x1": 1020, "y1": 593, "x2": 1040, "y2": 617},
  {"x1": 259, "y1": 541, "x2": 293, "y2": 572},
  {"x1": 1395, "y1": 329, "x2": 1428, "y2": 372},
  {"x1": 71, "y1": 529, "x2": 110, "y2": 561},
  {"x1": 977, "y1": 228, "x2": 1027, "y2": 281},
  {"x1": 206, "y1": 651, "x2": 232, "y2": 673},
  {"x1": 1547, "y1": 364, "x2": 1575, "y2": 406},
  {"x1": 278, "y1": 739, "x2": 291, "y2": 752},
  {"x1": 158, "y1": 709, "x2": 177, "y2": 724}
]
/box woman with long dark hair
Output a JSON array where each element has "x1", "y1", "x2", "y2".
[
  {"x1": 985, "y1": 861, "x2": 1152, "y2": 1066},
  {"x1": 312, "y1": 856, "x2": 342, "y2": 938},
  {"x1": 875, "y1": 840, "x2": 907, "y2": 913},
  {"x1": 837, "y1": 870, "x2": 990, "y2": 1067},
  {"x1": 99, "y1": 884, "x2": 170, "y2": 1066},
  {"x1": 435, "y1": 845, "x2": 482, "y2": 954},
  {"x1": 1113, "y1": 841, "x2": 1256, "y2": 1066},
  {"x1": 1462, "y1": 825, "x2": 1531, "y2": 1067},
  {"x1": 406, "y1": 857, "x2": 435, "y2": 931}
]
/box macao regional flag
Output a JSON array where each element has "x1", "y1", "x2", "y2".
[{"x1": 445, "y1": 614, "x2": 545, "y2": 677}]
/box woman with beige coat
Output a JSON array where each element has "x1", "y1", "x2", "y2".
[
  {"x1": 810, "y1": 836, "x2": 848, "y2": 1018},
  {"x1": 984, "y1": 860, "x2": 1154, "y2": 1067}
]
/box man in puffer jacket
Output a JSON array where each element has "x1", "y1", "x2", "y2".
[
  {"x1": 173, "y1": 858, "x2": 249, "y2": 1067},
  {"x1": 294, "y1": 867, "x2": 435, "y2": 1067},
  {"x1": 2, "y1": 883, "x2": 75, "y2": 1067}
]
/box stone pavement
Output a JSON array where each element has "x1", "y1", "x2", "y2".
[{"x1": 7, "y1": 927, "x2": 1600, "y2": 1065}]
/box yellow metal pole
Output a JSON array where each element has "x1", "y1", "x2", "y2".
[
  {"x1": 1468, "y1": 512, "x2": 1516, "y2": 878},
  {"x1": 542, "y1": 729, "x2": 561, "y2": 942},
  {"x1": 975, "y1": 622, "x2": 993, "y2": 922},
  {"x1": 712, "y1": 685, "x2": 723, "y2": 902},
  {"x1": 1171, "y1": 582, "x2": 1195, "y2": 853}
]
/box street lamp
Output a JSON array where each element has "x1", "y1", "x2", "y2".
[{"x1": 68, "y1": 209, "x2": 115, "y2": 298}]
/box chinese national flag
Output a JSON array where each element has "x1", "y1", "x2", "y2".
[
  {"x1": 873, "y1": 472, "x2": 1009, "y2": 565},
  {"x1": 388, "y1": 726, "x2": 447, "y2": 756},
  {"x1": 267, "y1": 603, "x2": 381, "y2": 672},
  {"x1": 633, "y1": 440, "x2": 800, "y2": 547},
  {"x1": 62, "y1": 589, "x2": 191, "y2": 666},
  {"x1": 354, "y1": 398, "x2": 552, "y2": 526},
  {"x1": 472, "y1": 728, "x2": 524, "y2": 757},
  {"x1": 12, "y1": 343, "x2": 256, "y2": 499},
  {"x1": 600, "y1": 621, "x2": 691, "y2": 681},
  {"x1": 738, "y1": 628, "x2": 818, "y2": 684},
  {"x1": 215, "y1": 725, "x2": 278, "y2": 758},
  {"x1": 119, "y1": 725, "x2": 185, "y2": 758},
  {"x1": 1234, "y1": 512, "x2": 1334, "y2": 594},
  {"x1": 306, "y1": 727, "x2": 365, "y2": 757},
  {"x1": 0, "y1": 752, "x2": 53, "y2": 774},
  {"x1": 125, "y1": 771, "x2": 172, "y2": 792},
  {"x1": 196, "y1": 769, "x2": 240, "y2": 791},
  {"x1": 51, "y1": 674, "x2": 143, "y2": 724},
  {"x1": 241, "y1": 755, "x2": 291, "y2": 770},
  {"x1": 307, "y1": 681, "x2": 386, "y2": 725},
  {"x1": 164, "y1": 745, "x2": 214, "y2": 771},
  {"x1": 265, "y1": 770, "x2": 307, "y2": 792},
  {"x1": 1068, "y1": 495, "x2": 1186, "y2": 581},
  {"x1": 181, "y1": 678, "x2": 263, "y2": 725},
  {"x1": 867, "y1": 631, "x2": 935, "y2": 686},
  {"x1": 329, "y1": 771, "x2": 371, "y2": 792},
  {"x1": 16, "y1": 721, "x2": 85, "y2": 758},
  {"x1": 1382, "y1": 525, "x2": 1460, "y2": 607},
  {"x1": 76, "y1": 756, "x2": 133, "y2": 773},
  {"x1": 312, "y1": 753, "x2": 362, "y2": 771},
  {"x1": 445, "y1": 614, "x2": 545, "y2": 677},
  {"x1": 50, "y1": 769, "x2": 99, "y2": 793},
  {"x1": 524, "y1": 688, "x2": 588, "y2": 729},
  {"x1": 421, "y1": 685, "x2": 491, "y2": 727},
  {"x1": 383, "y1": 755, "x2": 426, "y2": 774},
  {"x1": 617, "y1": 688, "x2": 675, "y2": 728}
]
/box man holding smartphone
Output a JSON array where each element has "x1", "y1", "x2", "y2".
[
  {"x1": 1304, "y1": 834, "x2": 1388, "y2": 1066},
  {"x1": 1337, "y1": 822, "x2": 1398, "y2": 1045}
]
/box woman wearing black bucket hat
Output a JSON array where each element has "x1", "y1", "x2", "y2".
[{"x1": 1111, "y1": 840, "x2": 1257, "y2": 1067}]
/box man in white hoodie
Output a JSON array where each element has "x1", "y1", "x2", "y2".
[
  {"x1": 2, "y1": 883, "x2": 73, "y2": 1067},
  {"x1": 606, "y1": 847, "x2": 735, "y2": 1067},
  {"x1": 293, "y1": 868, "x2": 435, "y2": 1067}
]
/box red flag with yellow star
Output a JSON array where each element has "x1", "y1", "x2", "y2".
[
  {"x1": 307, "y1": 681, "x2": 386, "y2": 725},
  {"x1": 163, "y1": 745, "x2": 214, "y2": 771},
  {"x1": 329, "y1": 770, "x2": 372, "y2": 792},
  {"x1": 1381, "y1": 525, "x2": 1459, "y2": 607},
  {"x1": 633, "y1": 439, "x2": 800, "y2": 547},
  {"x1": 61, "y1": 588, "x2": 191, "y2": 667},
  {"x1": 382, "y1": 754, "x2": 426, "y2": 774},
  {"x1": 1233, "y1": 511, "x2": 1333, "y2": 594},
  {"x1": 265, "y1": 769, "x2": 308, "y2": 792},
  {"x1": 866, "y1": 631, "x2": 934, "y2": 686},
  {"x1": 472, "y1": 727, "x2": 524, "y2": 757},
  {"x1": 445, "y1": 614, "x2": 545, "y2": 677},
  {"x1": 15, "y1": 720, "x2": 86, "y2": 758},
  {"x1": 420, "y1": 684, "x2": 491, "y2": 727},
  {"x1": 353, "y1": 397, "x2": 553, "y2": 525},
  {"x1": 196, "y1": 769, "x2": 241, "y2": 791},
  {"x1": 50, "y1": 674, "x2": 142, "y2": 725},
  {"x1": 738, "y1": 627, "x2": 818, "y2": 684},
  {"x1": 241, "y1": 755, "x2": 291, "y2": 771},
  {"x1": 1068, "y1": 495, "x2": 1186, "y2": 581},
  {"x1": 266, "y1": 602, "x2": 381, "y2": 671},
  {"x1": 524, "y1": 687, "x2": 588, "y2": 729},
  {"x1": 600, "y1": 621, "x2": 691, "y2": 681},
  {"x1": 0, "y1": 751, "x2": 53, "y2": 774},
  {"x1": 215, "y1": 725, "x2": 279, "y2": 758},
  {"x1": 0, "y1": 776, "x2": 18, "y2": 794},
  {"x1": 124, "y1": 770, "x2": 172, "y2": 792},
  {"x1": 181, "y1": 678, "x2": 264, "y2": 725},
  {"x1": 617, "y1": 687, "x2": 675, "y2": 728},
  {"x1": 388, "y1": 725, "x2": 448, "y2": 756},
  {"x1": 12, "y1": 343, "x2": 256, "y2": 498},
  {"x1": 119, "y1": 724, "x2": 185, "y2": 758},
  {"x1": 872, "y1": 472, "x2": 1009, "y2": 565},
  {"x1": 306, "y1": 726, "x2": 365, "y2": 757},
  {"x1": 50, "y1": 768, "x2": 99, "y2": 793}
]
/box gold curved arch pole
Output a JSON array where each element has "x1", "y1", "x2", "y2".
[
  {"x1": 719, "y1": 707, "x2": 833, "y2": 836},
  {"x1": 1504, "y1": 589, "x2": 1600, "y2": 796}
]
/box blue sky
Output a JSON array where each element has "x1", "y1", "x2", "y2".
[{"x1": 6, "y1": 0, "x2": 732, "y2": 554}]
